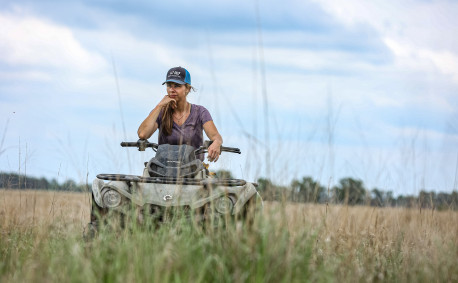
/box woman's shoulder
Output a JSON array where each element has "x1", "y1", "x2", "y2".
[
  {"x1": 191, "y1": 104, "x2": 211, "y2": 115},
  {"x1": 191, "y1": 104, "x2": 209, "y2": 112},
  {"x1": 191, "y1": 104, "x2": 213, "y2": 123}
]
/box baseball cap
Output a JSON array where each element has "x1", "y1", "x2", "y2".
[{"x1": 162, "y1": 66, "x2": 191, "y2": 85}]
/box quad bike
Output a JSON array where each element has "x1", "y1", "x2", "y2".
[{"x1": 87, "y1": 139, "x2": 263, "y2": 234}]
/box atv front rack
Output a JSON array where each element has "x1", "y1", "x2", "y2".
[{"x1": 96, "y1": 174, "x2": 246, "y2": 187}]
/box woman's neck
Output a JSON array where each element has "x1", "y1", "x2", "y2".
[{"x1": 175, "y1": 101, "x2": 189, "y2": 113}]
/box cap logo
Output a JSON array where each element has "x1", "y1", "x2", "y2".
[{"x1": 169, "y1": 71, "x2": 181, "y2": 77}]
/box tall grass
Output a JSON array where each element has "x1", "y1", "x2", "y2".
[{"x1": 1, "y1": 190, "x2": 457, "y2": 282}]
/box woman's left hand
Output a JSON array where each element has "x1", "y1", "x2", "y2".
[
  {"x1": 203, "y1": 120, "x2": 223, "y2": 163},
  {"x1": 207, "y1": 142, "x2": 221, "y2": 162}
]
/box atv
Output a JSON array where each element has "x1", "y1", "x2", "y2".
[{"x1": 87, "y1": 139, "x2": 263, "y2": 234}]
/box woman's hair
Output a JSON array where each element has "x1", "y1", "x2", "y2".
[{"x1": 160, "y1": 84, "x2": 195, "y2": 136}]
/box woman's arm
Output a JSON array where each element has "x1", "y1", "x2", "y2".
[
  {"x1": 137, "y1": 95, "x2": 176, "y2": 139},
  {"x1": 203, "y1": 120, "x2": 223, "y2": 162}
]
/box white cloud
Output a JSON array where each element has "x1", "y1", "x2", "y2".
[
  {"x1": 418, "y1": 49, "x2": 458, "y2": 82},
  {"x1": 0, "y1": 12, "x2": 108, "y2": 74},
  {"x1": 384, "y1": 37, "x2": 458, "y2": 83},
  {"x1": 313, "y1": 0, "x2": 458, "y2": 83}
]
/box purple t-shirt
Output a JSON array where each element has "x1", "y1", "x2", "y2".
[{"x1": 156, "y1": 104, "x2": 213, "y2": 153}]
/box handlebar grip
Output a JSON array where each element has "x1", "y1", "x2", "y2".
[
  {"x1": 221, "y1": 146, "x2": 241, "y2": 154},
  {"x1": 120, "y1": 140, "x2": 158, "y2": 151},
  {"x1": 120, "y1": 142, "x2": 140, "y2": 147},
  {"x1": 195, "y1": 143, "x2": 241, "y2": 155}
]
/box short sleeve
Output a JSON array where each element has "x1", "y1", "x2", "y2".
[
  {"x1": 199, "y1": 106, "x2": 213, "y2": 125},
  {"x1": 156, "y1": 110, "x2": 163, "y2": 126}
]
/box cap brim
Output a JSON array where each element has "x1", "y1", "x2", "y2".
[{"x1": 162, "y1": 79, "x2": 186, "y2": 85}]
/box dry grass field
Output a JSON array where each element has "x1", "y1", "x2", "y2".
[
  {"x1": 1, "y1": 189, "x2": 457, "y2": 282},
  {"x1": 0, "y1": 189, "x2": 91, "y2": 228}
]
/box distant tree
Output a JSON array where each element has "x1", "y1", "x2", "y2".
[
  {"x1": 290, "y1": 177, "x2": 324, "y2": 203},
  {"x1": 385, "y1": 191, "x2": 395, "y2": 206},
  {"x1": 395, "y1": 195, "x2": 417, "y2": 208},
  {"x1": 38, "y1": 177, "x2": 50, "y2": 189},
  {"x1": 451, "y1": 191, "x2": 458, "y2": 210},
  {"x1": 255, "y1": 177, "x2": 291, "y2": 201},
  {"x1": 256, "y1": 177, "x2": 276, "y2": 201},
  {"x1": 419, "y1": 190, "x2": 434, "y2": 209},
  {"x1": 333, "y1": 178, "x2": 367, "y2": 205},
  {"x1": 371, "y1": 188, "x2": 395, "y2": 207},
  {"x1": 371, "y1": 188, "x2": 384, "y2": 206},
  {"x1": 436, "y1": 192, "x2": 453, "y2": 210},
  {"x1": 62, "y1": 179, "x2": 78, "y2": 191},
  {"x1": 49, "y1": 178, "x2": 59, "y2": 190}
]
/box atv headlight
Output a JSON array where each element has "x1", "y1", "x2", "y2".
[
  {"x1": 102, "y1": 189, "x2": 122, "y2": 208},
  {"x1": 215, "y1": 196, "x2": 233, "y2": 214}
]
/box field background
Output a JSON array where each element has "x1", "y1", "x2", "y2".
[{"x1": 1, "y1": 189, "x2": 457, "y2": 282}]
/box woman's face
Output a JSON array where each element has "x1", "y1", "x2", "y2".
[{"x1": 166, "y1": 82, "x2": 188, "y2": 102}]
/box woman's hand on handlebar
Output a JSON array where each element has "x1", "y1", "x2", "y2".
[{"x1": 207, "y1": 140, "x2": 221, "y2": 162}]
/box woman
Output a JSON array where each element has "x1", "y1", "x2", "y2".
[{"x1": 137, "y1": 66, "x2": 223, "y2": 162}]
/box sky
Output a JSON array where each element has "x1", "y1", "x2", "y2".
[{"x1": 1, "y1": 0, "x2": 458, "y2": 195}]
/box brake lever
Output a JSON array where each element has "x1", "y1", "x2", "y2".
[{"x1": 195, "y1": 146, "x2": 207, "y2": 155}]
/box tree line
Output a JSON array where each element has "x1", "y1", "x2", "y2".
[
  {"x1": 2, "y1": 171, "x2": 457, "y2": 210},
  {"x1": 255, "y1": 176, "x2": 458, "y2": 210},
  {"x1": 0, "y1": 172, "x2": 87, "y2": 192},
  {"x1": 216, "y1": 170, "x2": 458, "y2": 210}
]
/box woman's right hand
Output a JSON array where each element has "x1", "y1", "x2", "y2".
[{"x1": 158, "y1": 95, "x2": 176, "y2": 109}]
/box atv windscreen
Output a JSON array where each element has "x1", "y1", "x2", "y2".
[{"x1": 147, "y1": 144, "x2": 204, "y2": 178}]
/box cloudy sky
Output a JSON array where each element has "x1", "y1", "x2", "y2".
[{"x1": 1, "y1": 0, "x2": 457, "y2": 194}]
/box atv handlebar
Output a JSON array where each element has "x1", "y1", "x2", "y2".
[
  {"x1": 120, "y1": 139, "x2": 241, "y2": 154},
  {"x1": 195, "y1": 140, "x2": 241, "y2": 155},
  {"x1": 120, "y1": 140, "x2": 158, "y2": 151}
]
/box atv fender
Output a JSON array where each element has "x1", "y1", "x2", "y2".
[
  {"x1": 232, "y1": 182, "x2": 259, "y2": 215},
  {"x1": 92, "y1": 178, "x2": 105, "y2": 207}
]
